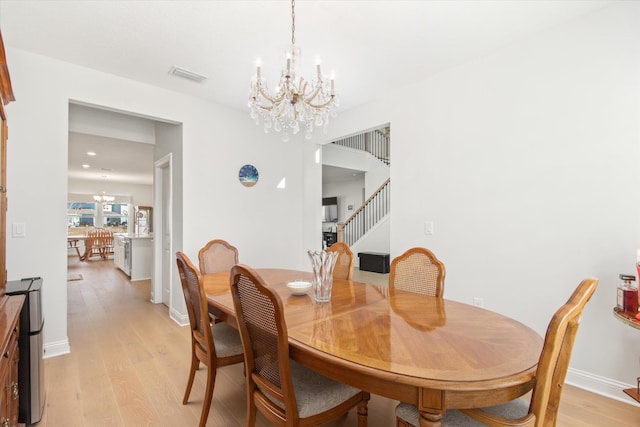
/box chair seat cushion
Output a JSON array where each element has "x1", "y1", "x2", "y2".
[
  {"x1": 266, "y1": 360, "x2": 363, "y2": 418},
  {"x1": 211, "y1": 321, "x2": 243, "y2": 357},
  {"x1": 396, "y1": 398, "x2": 529, "y2": 426}
]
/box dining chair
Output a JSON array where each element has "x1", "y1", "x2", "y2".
[
  {"x1": 198, "y1": 239, "x2": 239, "y2": 274},
  {"x1": 326, "y1": 241, "x2": 355, "y2": 280},
  {"x1": 176, "y1": 252, "x2": 244, "y2": 427},
  {"x1": 85, "y1": 228, "x2": 114, "y2": 260},
  {"x1": 388, "y1": 247, "x2": 446, "y2": 297},
  {"x1": 229, "y1": 264, "x2": 370, "y2": 427},
  {"x1": 395, "y1": 277, "x2": 599, "y2": 427}
]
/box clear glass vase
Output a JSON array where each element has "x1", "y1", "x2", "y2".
[{"x1": 307, "y1": 250, "x2": 339, "y2": 302}]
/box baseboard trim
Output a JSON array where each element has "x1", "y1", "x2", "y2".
[
  {"x1": 567, "y1": 367, "x2": 640, "y2": 407},
  {"x1": 170, "y1": 307, "x2": 189, "y2": 327},
  {"x1": 44, "y1": 339, "x2": 70, "y2": 359}
]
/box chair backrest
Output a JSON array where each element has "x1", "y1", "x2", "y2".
[
  {"x1": 529, "y1": 278, "x2": 598, "y2": 427},
  {"x1": 198, "y1": 239, "x2": 239, "y2": 274},
  {"x1": 85, "y1": 228, "x2": 114, "y2": 257},
  {"x1": 230, "y1": 264, "x2": 299, "y2": 421},
  {"x1": 176, "y1": 251, "x2": 216, "y2": 360},
  {"x1": 326, "y1": 242, "x2": 354, "y2": 280},
  {"x1": 388, "y1": 247, "x2": 446, "y2": 297}
]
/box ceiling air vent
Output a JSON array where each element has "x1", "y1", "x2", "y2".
[{"x1": 168, "y1": 66, "x2": 207, "y2": 83}]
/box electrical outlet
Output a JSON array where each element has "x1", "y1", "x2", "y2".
[{"x1": 473, "y1": 297, "x2": 484, "y2": 308}]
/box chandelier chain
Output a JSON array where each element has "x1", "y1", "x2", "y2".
[{"x1": 291, "y1": 0, "x2": 296, "y2": 45}]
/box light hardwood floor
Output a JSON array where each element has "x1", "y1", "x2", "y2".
[{"x1": 47, "y1": 256, "x2": 640, "y2": 426}]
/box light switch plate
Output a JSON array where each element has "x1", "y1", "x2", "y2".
[
  {"x1": 12, "y1": 222, "x2": 26, "y2": 238},
  {"x1": 424, "y1": 221, "x2": 434, "y2": 236}
]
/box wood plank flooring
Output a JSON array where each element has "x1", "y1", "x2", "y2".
[{"x1": 43, "y1": 256, "x2": 640, "y2": 426}]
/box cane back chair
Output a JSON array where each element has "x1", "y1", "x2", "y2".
[
  {"x1": 230, "y1": 264, "x2": 370, "y2": 426},
  {"x1": 198, "y1": 239, "x2": 239, "y2": 274},
  {"x1": 176, "y1": 252, "x2": 244, "y2": 427},
  {"x1": 388, "y1": 247, "x2": 446, "y2": 297},
  {"x1": 326, "y1": 242, "x2": 355, "y2": 280},
  {"x1": 395, "y1": 278, "x2": 599, "y2": 427}
]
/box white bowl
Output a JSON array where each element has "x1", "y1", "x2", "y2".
[{"x1": 286, "y1": 280, "x2": 312, "y2": 296}]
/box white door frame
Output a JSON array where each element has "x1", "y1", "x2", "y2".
[{"x1": 153, "y1": 153, "x2": 172, "y2": 305}]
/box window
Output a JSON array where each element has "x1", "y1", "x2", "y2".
[{"x1": 67, "y1": 201, "x2": 129, "y2": 234}]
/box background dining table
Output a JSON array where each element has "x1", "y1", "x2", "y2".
[
  {"x1": 203, "y1": 268, "x2": 543, "y2": 427},
  {"x1": 67, "y1": 235, "x2": 88, "y2": 260}
]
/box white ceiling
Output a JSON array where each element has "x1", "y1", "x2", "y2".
[
  {"x1": 68, "y1": 131, "x2": 155, "y2": 185},
  {"x1": 0, "y1": 0, "x2": 609, "y2": 112},
  {"x1": 0, "y1": 0, "x2": 611, "y2": 184}
]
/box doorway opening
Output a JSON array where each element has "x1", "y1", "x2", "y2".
[{"x1": 67, "y1": 102, "x2": 182, "y2": 318}]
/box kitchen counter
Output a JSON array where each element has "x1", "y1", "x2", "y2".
[{"x1": 114, "y1": 234, "x2": 153, "y2": 280}]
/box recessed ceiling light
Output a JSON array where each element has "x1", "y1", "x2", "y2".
[
  {"x1": 82, "y1": 164, "x2": 90, "y2": 169},
  {"x1": 87, "y1": 151, "x2": 96, "y2": 156}
]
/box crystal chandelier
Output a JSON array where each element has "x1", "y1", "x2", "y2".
[
  {"x1": 93, "y1": 192, "x2": 114, "y2": 207},
  {"x1": 249, "y1": 0, "x2": 338, "y2": 141}
]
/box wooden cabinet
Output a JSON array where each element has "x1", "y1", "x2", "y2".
[
  {"x1": 0, "y1": 29, "x2": 21, "y2": 427},
  {"x1": 0, "y1": 29, "x2": 15, "y2": 297},
  {"x1": 0, "y1": 296, "x2": 23, "y2": 427}
]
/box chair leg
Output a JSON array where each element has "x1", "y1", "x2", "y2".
[
  {"x1": 183, "y1": 353, "x2": 199, "y2": 404},
  {"x1": 245, "y1": 398, "x2": 257, "y2": 427},
  {"x1": 198, "y1": 367, "x2": 217, "y2": 427}
]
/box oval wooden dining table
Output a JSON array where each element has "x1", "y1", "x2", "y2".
[{"x1": 203, "y1": 268, "x2": 543, "y2": 427}]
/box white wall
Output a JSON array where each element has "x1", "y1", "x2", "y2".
[
  {"x1": 68, "y1": 179, "x2": 152, "y2": 206},
  {"x1": 68, "y1": 103, "x2": 157, "y2": 144},
  {"x1": 351, "y1": 216, "x2": 390, "y2": 258},
  {"x1": 5, "y1": 47, "x2": 310, "y2": 357},
  {"x1": 325, "y1": 2, "x2": 640, "y2": 403},
  {"x1": 323, "y1": 178, "x2": 364, "y2": 223},
  {"x1": 323, "y1": 143, "x2": 390, "y2": 197}
]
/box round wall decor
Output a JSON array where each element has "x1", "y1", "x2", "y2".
[{"x1": 239, "y1": 164, "x2": 259, "y2": 187}]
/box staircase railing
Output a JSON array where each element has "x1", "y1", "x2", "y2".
[
  {"x1": 338, "y1": 178, "x2": 390, "y2": 246},
  {"x1": 331, "y1": 127, "x2": 390, "y2": 165}
]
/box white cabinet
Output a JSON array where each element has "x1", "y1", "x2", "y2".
[
  {"x1": 130, "y1": 236, "x2": 152, "y2": 281},
  {"x1": 114, "y1": 235, "x2": 127, "y2": 273},
  {"x1": 114, "y1": 234, "x2": 152, "y2": 280}
]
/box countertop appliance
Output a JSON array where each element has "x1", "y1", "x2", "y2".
[{"x1": 6, "y1": 277, "x2": 45, "y2": 425}]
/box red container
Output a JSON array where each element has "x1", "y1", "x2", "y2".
[{"x1": 618, "y1": 287, "x2": 639, "y2": 313}]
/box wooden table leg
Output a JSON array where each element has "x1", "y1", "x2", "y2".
[
  {"x1": 418, "y1": 410, "x2": 443, "y2": 427},
  {"x1": 68, "y1": 239, "x2": 83, "y2": 260}
]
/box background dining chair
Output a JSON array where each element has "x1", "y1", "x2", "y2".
[
  {"x1": 327, "y1": 241, "x2": 355, "y2": 280},
  {"x1": 230, "y1": 264, "x2": 370, "y2": 427},
  {"x1": 85, "y1": 228, "x2": 114, "y2": 260},
  {"x1": 176, "y1": 252, "x2": 244, "y2": 427},
  {"x1": 388, "y1": 247, "x2": 445, "y2": 297},
  {"x1": 395, "y1": 278, "x2": 599, "y2": 427},
  {"x1": 198, "y1": 239, "x2": 239, "y2": 274}
]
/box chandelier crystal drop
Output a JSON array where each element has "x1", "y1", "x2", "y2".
[{"x1": 249, "y1": 0, "x2": 338, "y2": 141}]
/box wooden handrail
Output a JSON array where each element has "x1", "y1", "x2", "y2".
[
  {"x1": 344, "y1": 178, "x2": 390, "y2": 225},
  {"x1": 338, "y1": 178, "x2": 390, "y2": 245}
]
